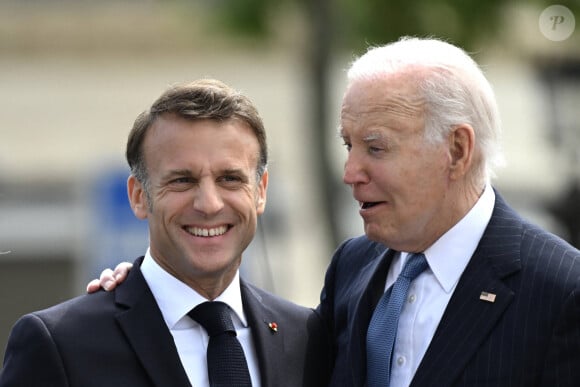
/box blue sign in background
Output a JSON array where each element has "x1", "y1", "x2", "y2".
[{"x1": 85, "y1": 166, "x2": 149, "y2": 281}]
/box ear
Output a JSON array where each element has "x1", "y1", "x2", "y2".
[
  {"x1": 127, "y1": 175, "x2": 149, "y2": 220},
  {"x1": 448, "y1": 124, "x2": 475, "y2": 180},
  {"x1": 256, "y1": 169, "x2": 268, "y2": 215}
]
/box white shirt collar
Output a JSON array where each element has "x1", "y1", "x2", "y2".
[
  {"x1": 140, "y1": 249, "x2": 247, "y2": 330},
  {"x1": 400, "y1": 184, "x2": 495, "y2": 293}
]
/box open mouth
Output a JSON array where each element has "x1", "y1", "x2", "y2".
[
  {"x1": 184, "y1": 225, "x2": 231, "y2": 237},
  {"x1": 360, "y1": 201, "x2": 382, "y2": 210}
]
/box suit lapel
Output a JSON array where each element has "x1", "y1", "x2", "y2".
[
  {"x1": 411, "y1": 193, "x2": 522, "y2": 386},
  {"x1": 240, "y1": 280, "x2": 284, "y2": 386},
  {"x1": 115, "y1": 258, "x2": 192, "y2": 387},
  {"x1": 349, "y1": 246, "x2": 396, "y2": 386}
]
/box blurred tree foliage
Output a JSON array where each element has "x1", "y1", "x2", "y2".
[
  {"x1": 337, "y1": 0, "x2": 507, "y2": 51},
  {"x1": 211, "y1": 0, "x2": 272, "y2": 37},
  {"x1": 209, "y1": 0, "x2": 573, "y2": 50}
]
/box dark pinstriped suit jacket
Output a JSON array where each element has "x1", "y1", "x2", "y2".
[{"x1": 319, "y1": 191, "x2": 580, "y2": 386}]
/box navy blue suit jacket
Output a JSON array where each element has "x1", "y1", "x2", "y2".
[
  {"x1": 319, "y1": 192, "x2": 580, "y2": 386},
  {"x1": 0, "y1": 257, "x2": 331, "y2": 387}
]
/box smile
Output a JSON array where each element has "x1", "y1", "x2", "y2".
[{"x1": 184, "y1": 225, "x2": 229, "y2": 237}]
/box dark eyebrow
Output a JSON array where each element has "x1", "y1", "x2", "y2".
[
  {"x1": 222, "y1": 168, "x2": 245, "y2": 175},
  {"x1": 222, "y1": 168, "x2": 251, "y2": 182}
]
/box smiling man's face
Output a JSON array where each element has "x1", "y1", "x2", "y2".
[{"x1": 128, "y1": 113, "x2": 267, "y2": 298}]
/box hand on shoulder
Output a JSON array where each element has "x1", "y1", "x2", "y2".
[{"x1": 86, "y1": 262, "x2": 133, "y2": 293}]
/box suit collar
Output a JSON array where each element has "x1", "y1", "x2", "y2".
[
  {"x1": 240, "y1": 279, "x2": 285, "y2": 386},
  {"x1": 423, "y1": 184, "x2": 496, "y2": 293},
  {"x1": 411, "y1": 191, "x2": 522, "y2": 386},
  {"x1": 115, "y1": 260, "x2": 289, "y2": 387},
  {"x1": 348, "y1": 246, "x2": 396, "y2": 386},
  {"x1": 115, "y1": 257, "x2": 192, "y2": 387}
]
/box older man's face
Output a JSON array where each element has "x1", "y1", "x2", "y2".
[{"x1": 340, "y1": 75, "x2": 453, "y2": 253}]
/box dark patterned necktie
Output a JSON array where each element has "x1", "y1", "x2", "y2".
[
  {"x1": 188, "y1": 301, "x2": 252, "y2": 387},
  {"x1": 366, "y1": 253, "x2": 429, "y2": 387}
]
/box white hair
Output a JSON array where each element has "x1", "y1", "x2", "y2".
[{"x1": 347, "y1": 36, "x2": 505, "y2": 183}]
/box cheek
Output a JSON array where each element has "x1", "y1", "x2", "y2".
[
  {"x1": 391, "y1": 161, "x2": 447, "y2": 211},
  {"x1": 226, "y1": 190, "x2": 260, "y2": 216},
  {"x1": 411, "y1": 148, "x2": 449, "y2": 182},
  {"x1": 153, "y1": 193, "x2": 191, "y2": 218}
]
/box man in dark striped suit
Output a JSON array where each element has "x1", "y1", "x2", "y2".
[{"x1": 320, "y1": 36, "x2": 580, "y2": 386}]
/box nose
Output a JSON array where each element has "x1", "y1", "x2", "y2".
[
  {"x1": 193, "y1": 181, "x2": 224, "y2": 215},
  {"x1": 343, "y1": 151, "x2": 369, "y2": 186}
]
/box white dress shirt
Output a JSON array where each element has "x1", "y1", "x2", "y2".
[
  {"x1": 386, "y1": 185, "x2": 495, "y2": 387},
  {"x1": 141, "y1": 250, "x2": 261, "y2": 387}
]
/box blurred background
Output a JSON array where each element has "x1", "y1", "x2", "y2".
[{"x1": 1, "y1": 0, "x2": 579, "y2": 361}]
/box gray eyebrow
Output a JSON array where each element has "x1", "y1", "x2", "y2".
[{"x1": 362, "y1": 133, "x2": 384, "y2": 142}]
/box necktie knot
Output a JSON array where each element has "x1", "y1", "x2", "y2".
[
  {"x1": 188, "y1": 301, "x2": 236, "y2": 337},
  {"x1": 400, "y1": 253, "x2": 428, "y2": 281}
]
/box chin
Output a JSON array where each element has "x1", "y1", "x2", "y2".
[
  {"x1": 364, "y1": 226, "x2": 384, "y2": 243},
  {"x1": 364, "y1": 225, "x2": 396, "y2": 247}
]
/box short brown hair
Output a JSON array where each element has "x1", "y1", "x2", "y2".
[{"x1": 126, "y1": 79, "x2": 268, "y2": 188}]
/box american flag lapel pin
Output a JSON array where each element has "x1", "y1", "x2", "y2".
[{"x1": 479, "y1": 291, "x2": 496, "y2": 303}]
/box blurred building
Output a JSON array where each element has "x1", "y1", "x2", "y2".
[
  {"x1": 0, "y1": 1, "x2": 578, "y2": 363},
  {"x1": 0, "y1": 1, "x2": 335, "y2": 362}
]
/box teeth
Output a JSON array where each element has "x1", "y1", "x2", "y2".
[
  {"x1": 186, "y1": 226, "x2": 228, "y2": 237},
  {"x1": 359, "y1": 201, "x2": 369, "y2": 209}
]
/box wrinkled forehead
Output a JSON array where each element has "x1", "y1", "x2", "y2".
[
  {"x1": 343, "y1": 74, "x2": 424, "y2": 112},
  {"x1": 340, "y1": 75, "x2": 425, "y2": 135}
]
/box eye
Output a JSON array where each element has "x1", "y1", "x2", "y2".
[
  {"x1": 342, "y1": 141, "x2": 352, "y2": 152},
  {"x1": 165, "y1": 176, "x2": 195, "y2": 191},
  {"x1": 223, "y1": 175, "x2": 241, "y2": 182},
  {"x1": 368, "y1": 146, "x2": 383, "y2": 154},
  {"x1": 172, "y1": 177, "x2": 193, "y2": 184},
  {"x1": 167, "y1": 176, "x2": 197, "y2": 189},
  {"x1": 219, "y1": 174, "x2": 245, "y2": 185}
]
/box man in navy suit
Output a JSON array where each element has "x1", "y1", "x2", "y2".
[
  {"x1": 320, "y1": 37, "x2": 580, "y2": 386},
  {"x1": 0, "y1": 79, "x2": 331, "y2": 387},
  {"x1": 85, "y1": 37, "x2": 580, "y2": 386}
]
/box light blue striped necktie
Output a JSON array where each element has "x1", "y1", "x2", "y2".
[{"x1": 366, "y1": 253, "x2": 429, "y2": 387}]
